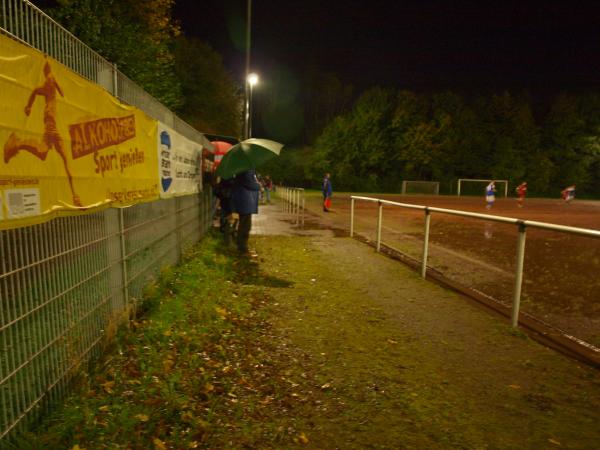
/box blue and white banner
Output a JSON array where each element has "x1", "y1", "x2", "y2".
[{"x1": 157, "y1": 123, "x2": 203, "y2": 198}]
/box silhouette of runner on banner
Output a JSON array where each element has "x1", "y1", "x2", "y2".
[{"x1": 3, "y1": 61, "x2": 82, "y2": 206}]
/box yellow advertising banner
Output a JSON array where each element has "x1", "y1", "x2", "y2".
[{"x1": 0, "y1": 34, "x2": 159, "y2": 230}]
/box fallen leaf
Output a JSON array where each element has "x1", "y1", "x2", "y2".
[
  {"x1": 153, "y1": 438, "x2": 166, "y2": 450},
  {"x1": 321, "y1": 383, "x2": 331, "y2": 390},
  {"x1": 548, "y1": 438, "x2": 562, "y2": 446},
  {"x1": 215, "y1": 307, "x2": 228, "y2": 319},
  {"x1": 508, "y1": 384, "x2": 521, "y2": 389},
  {"x1": 163, "y1": 359, "x2": 175, "y2": 371},
  {"x1": 71, "y1": 445, "x2": 86, "y2": 450},
  {"x1": 98, "y1": 405, "x2": 109, "y2": 412},
  {"x1": 387, "y1": 339, "x2": 398, "y2": 344},
  {"x1": 298, "y1": 432, "x2": 309, "y2": 444},
  {"x1": 135, "y1": 414, "x2": 149, "y2": 422},
  {"x1": 101, "y1": 381, "x2": 115, "y2": 394},
  {"x1": 181, "y1": 411, "x2": 195, "y2": 423}
]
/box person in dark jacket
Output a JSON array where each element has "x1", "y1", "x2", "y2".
[{"x1": 232, "y1": 169, "x2": 261, "y2": 254}]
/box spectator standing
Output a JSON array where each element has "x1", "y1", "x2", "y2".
[
  {"x1": 215, "y1": 177, "x2": 234, "y2": 244},
  {"x1": 232, "y1": 169, "x2": 261, "y2": 254},
  {"x1": 264, "y1": 175, "x2": 273, "y2": 203},
  {"x1": 323, "y1": 173, "x2": 333, "y2": 212}
]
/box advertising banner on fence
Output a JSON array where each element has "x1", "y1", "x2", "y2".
[
  {"x1": 0, "y1": 34, "x2": 158, "y2": 230},
  {"x1": 158, "y1": 123, "x2": 202, "y2": 198}
]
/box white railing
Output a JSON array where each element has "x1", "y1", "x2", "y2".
[
  {"x1": 279, "y1": 187, "x2": 305, "y2": 227},
  {"x1": 350, "y1": 196, "x2": 600, "y2": 328}
]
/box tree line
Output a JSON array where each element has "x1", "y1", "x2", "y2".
[
  {"x1": 264, "y1": 88, "x2": 600, "y2": 198},
  {"x1": 47, "y1": 0, "x2": 242, "y2": 137},
  {"x1": 46, "y1": 1, "x2": 600, "y2": 197}
]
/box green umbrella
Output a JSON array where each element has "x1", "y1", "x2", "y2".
[{"x1": 215, "y1": 138, "x2": 284, "y2": 179}]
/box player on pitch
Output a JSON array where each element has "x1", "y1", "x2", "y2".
[
  {"x1": 485, "y1": 180, "x2": 496, "y2": 210},
  {"x1": 561, "y1": 184, "x2": 576, "y2": 204},
  {"x1": 515, "y1": 181, "x2": 527, "y2": 208}
]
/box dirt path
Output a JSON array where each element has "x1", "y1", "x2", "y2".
[{"x1": 252, "y1": 230, "x2": 600, "y2": 449}]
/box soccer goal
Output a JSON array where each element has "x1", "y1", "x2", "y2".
[
  {"x1": 401, "y1": 180, "x2": 440, "y2": 195},
  {"x1": 457, "y1": 179, "x2": 508, "y2": 197}
]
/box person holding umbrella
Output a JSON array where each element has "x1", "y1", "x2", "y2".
[
  {"x1": 215, "y1": 138, "x2": 284, "y2": 255},
  {"x1": 232, "y1": 169, "x2": 261, "y2": 254}
]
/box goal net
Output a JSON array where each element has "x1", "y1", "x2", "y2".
[
  {"x1": 457, "y1": 179, "x2": 508, "y2": 197},
  {"x1": 401, "y1": 180, "x2": 440, "y2": 195}
]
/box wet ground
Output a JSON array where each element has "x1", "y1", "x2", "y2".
[{"x1": 285, "y1": 193, "x2": 600, "y2": 347}]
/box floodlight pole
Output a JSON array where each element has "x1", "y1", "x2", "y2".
[
  {"x1": 244, "y1": 0, "x2": 252, "y2": 139},
  {"x1": 248, "y1": 78, "x2": 254, "y2": 138}
]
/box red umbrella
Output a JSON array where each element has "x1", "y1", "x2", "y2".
[{"x1": 211, "y1": 141, "x2": 233, "y2": 170}]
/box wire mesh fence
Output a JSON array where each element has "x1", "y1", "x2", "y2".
[
  {"x1": 0, "y1": 0, "x2": 217, "y2": 439},
  {"x1": 0, "y1": 191, "x2": 213, "y2": 439}
]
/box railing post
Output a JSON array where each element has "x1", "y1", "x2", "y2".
[
  {"x1": 295, "y1": 189, "x2": 299, "y2": 224},
  {"x1": 511, "y1": 221, "x2": 527, "y2": 327},
  {"x1": 350, "y1": 197, "x2": 355, "y2": 237},
  {"x1": 376, "y1": 201, "x2": 383, "y2": 252},
  {"x1": 301, "y1": 189, "x2": 305, "y2": 228},
  {"x1": 421, "y1": 208, "x2": 431, "y2": 278}
]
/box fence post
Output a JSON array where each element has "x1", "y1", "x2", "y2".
[
  {"x1": 118, "y1": 208, "x2": 129, "y2": 309},
  {"x1": 421, "y1": 208, "x2": 431, "y2": 278},
  {"x1": 174, "y1": 198, "x2": 182, "y2": 262},
  {"x1": 511, "y1": 221, "x2": 527, "y2": 327},
  {"x1": 199, "y1": 190, "x2": 205, "y2": 234},
  {"x1": 112, "y1": 63, "x2": 118, "y2": 97},
  {"x1": 350, "y1": 197, "x2": 355, "y2": 237},
  {"x1": 376, "y1": 201, "x2": 383, "y2": 252}
]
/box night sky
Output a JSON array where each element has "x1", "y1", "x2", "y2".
[{"x1": 175, "y1": 0, "x2": 600, "y2": 95}]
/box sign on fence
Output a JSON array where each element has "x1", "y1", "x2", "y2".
[
  {"x1": 0, "y1": 34, "x2": 159, "y2": 230},
  {"x1": 158, "y1": 123, "x2": 203, "y2": 198}
]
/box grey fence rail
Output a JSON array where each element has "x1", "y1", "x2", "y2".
[
  {"x1": 0, "y1": 193, "x2": 213, "y2": 439},
  {"x1": 1, "y1": 0, "x2": 215, "y2": 441}
]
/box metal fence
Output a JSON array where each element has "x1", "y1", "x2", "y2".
[
  {"x1": 0, "y1": 0, "x2": 206, "y2": 145},
  {"x1": 0, "y1": 0, "x2": 217, "y2": 440},
  {"x1": 0, "y1": 191, "x2": 213, "y2": 439}
]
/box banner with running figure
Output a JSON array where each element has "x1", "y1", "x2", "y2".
[
  {"x1": 0, "y1": 33, "x2": 158, "y2": 230},
  {"x1": 157, "y1": 123, "x2": 203, "y2": 198}
]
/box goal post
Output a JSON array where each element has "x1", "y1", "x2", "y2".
[
  {"x1": 457, "y1": 179, "x2": 508, "y2": 197},
  {"x1": 401, "y1": 180, "x2": 440, "y2": 195}
]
